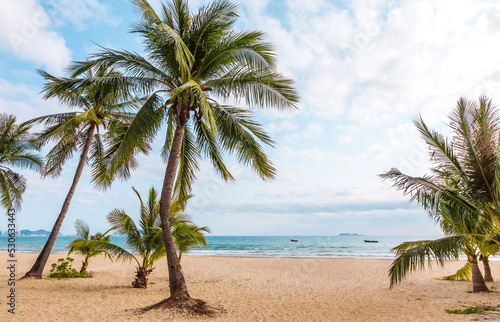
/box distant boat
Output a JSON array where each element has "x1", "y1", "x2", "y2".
[
  {"x1": 364, "y1": 240, "x2": 378, "y2": 243},
  {"x1": 290, "y1": 239, "x2": 298, "y2": 242}
]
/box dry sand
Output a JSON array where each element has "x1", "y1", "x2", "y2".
[{"x1": 2, "y1": 252, "x2": 500, "y2": 321}]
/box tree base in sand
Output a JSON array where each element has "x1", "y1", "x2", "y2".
[
  {"x1": 21, "y1": 272, "x2": 42, "y2": 279},
  {"x1": 141, "y1": 297, "x2": 225, "y2": 317}
]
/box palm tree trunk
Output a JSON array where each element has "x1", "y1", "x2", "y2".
[
  {"x1": 23, "y1": 124, "x2": 96, "y2": 279},
  {"x1": 482, "y1": 256, "x2": 493, "y2": 282},
  {"x1": 470, "y1": 260, "x2": 489, "y2": 292},
  {"x1": 159, "y1": 122, "x2": 190, "y2": 300},
  {"x1": 80, "y1": 257, "x2": 89, "y2": 273},
  {"x1": 132, "y1": 266, "x2": 151, "y2": 288}
]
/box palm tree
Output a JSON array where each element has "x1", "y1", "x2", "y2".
[
  {"x1": 441, "y1": 236, "x2": 498, "y2": 282},
  {"x1": 67, "y1": 219, "x2": 113, "y2": 274},
  {"x1": 385, "y1": 169, "x2": 494, "y2": 292},
  {"x1": 479, "y1": 236, "x2": 499, "y2": 282},
  {"x1": 69, "y1": 0, "x2": 299, "y2": 304},
  {"x1": 23, "y1": 66, "x2": 135, "y2": 279},
  {"x1": 74, "y1": 186, "x2": 209, "y2": 288},
  {"x1": 389, "y1": 219, "x2": 490, "y2": 292},
  {"x1": 0, "y1": 113, "x2": 43, "y2": 210},
  {"x1": 97, "y1": 187, "x2": 166, "y2": 288},
  {"x1": 380, "y1": 95, "x2": 500, "y2": 292}
]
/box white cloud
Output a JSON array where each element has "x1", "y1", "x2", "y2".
[
  {"x1": 0, "y1": 78, "x2": 65, "y2": 121},
  {"x1": 0, "y1": 0, "x2": 71, "y2": 73},
  {"x1": 338, "y1": 135, "x2": 353, "y2": 145},
  {"x1": 45, "y1": 0, "x2": 122, "y2": 31},
  {"x1": 283, "y1": 121, "x2": 324, "y2": 144},
  {"x1": 266, "y1": 120, "x2": 299, "y2": 134},
  {"x1": 239, "y1": 0, "x2": 500, "y2": 126},
  {"x1": 6, "y1": 0, "x2": 500, "y2": 236}
]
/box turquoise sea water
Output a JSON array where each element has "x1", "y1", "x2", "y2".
[{"x1": 1, "y1": 235, "x2": 440, "y2": 259}]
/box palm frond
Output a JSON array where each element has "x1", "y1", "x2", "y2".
[
  {"x1": 106, "y1": 208, "x2": 145, "y2": 255},
  {"x1": 197, "y1": 30, "x2": 277, "y2": 80},
  {"x1": 69, "y1": 239, "x2": 138, "y2": 265},
  {"x1": 132, "y1": 0, "x2": 162, "y2": 24},
  {"x1": 133, "y1": 15, "x2": 194, "y2": 81},
  {"x1": 0, "y1": 113, "x2": 42, "y2": 210},
  {"x1": 213, "y1": 104, "x2": 276, "y2": 179},
  {"x1": 380, "y1": 169, "x2": 479, "y2": 218},
  {"x1": 193, "y1": 117, "x2": 233, "y2": 181},
  {"x1": 450, "y1": 97, "x2": 496, "y2": 201},
  {"x1": 4, "y1": 153, "x2": 43, "y2": 172},
  {"x1": 205, "y1": 67, "x2": 299, "y2": 110},
  {"x1": 441, "y1": 262, "x2": 471, "y2": 281},
  {"x1": 172, "y1": 126, "x2": 200, "y2": 209},
  {"x1": 0, "y1": 169, "x2": 26, "y2": 210},
  {"x1": 389, "y1": 236, "x2": 465, "y2": 287},
  {"x1": 414, "y1": 115, "x2": 467, "y2": 182},
  {"x1": 74, "y1": 219, "x2": 90, "y2": 240},
  {"x1": 101, "y1": 92, "x2": 165, "y2": 186}
]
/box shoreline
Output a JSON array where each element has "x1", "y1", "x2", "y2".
[
  {"x1": 10, "y1": 252, "x2": 499, "y2": 262},
  {"x1": 2, "y1": 253, "x2": 500, "y2": 321},
  {"x1": 2, "y1": 251, "x2": 398, "y2": 260},
  {"x1": 0, "y1": 235, "x2": 439, "y2": 259}
]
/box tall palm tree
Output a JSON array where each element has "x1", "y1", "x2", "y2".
[
  {"x1": 69, "y1": 0, "x2": 299, "y2": 304},
  {"x1": 380, "y1": 95, "x2": 500, "y2": 292},
  {"x1": 0, "y1": 113, "x2": 43, "y2": 210},
  {"x1": 23, "y1": 67, "x2": 135, "y2": 279},
  {"x1": 67, "y1": 219, "x2": 113, "y2": 273}
]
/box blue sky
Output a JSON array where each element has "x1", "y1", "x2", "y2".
[{"x1": 2, "y1": 0, "x2": 500, "y2": 236}]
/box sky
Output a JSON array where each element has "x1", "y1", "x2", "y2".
[{"x1": 2, "y1": 0, "x2": 500, "y2": 236}]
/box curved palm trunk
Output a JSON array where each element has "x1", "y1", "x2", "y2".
[
  {"x1": 482, "y1": 256, "x2": 493, "y2": 282},
  {"x1": 470, "y1": 260, "x2": 489, "y2": 292},
  {"x1": 159, "y1": 123, "x2": 190, "y2": 300},
  {"x1": 80, "y1": 256, "x2": 90, "y2": 273},
  {"x1": 23, "y1": 124, "x2": 96, "y2": 279}
]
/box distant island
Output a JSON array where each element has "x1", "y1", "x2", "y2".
[
  {"x1": 1, "y1": 229, "x2": 65, "y2": 237},
  {"x1": 19, "y1": 229, "x2": 50, "y2": 237},
  {"x1": 339, "y1": 233, "x2": 364, "y2": 236},
  {"x1": 20, "y1": 229, "x2": 51, "y2": 236}
]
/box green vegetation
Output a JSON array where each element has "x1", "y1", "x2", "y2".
[
  {"x1": 71, "y1": 187, "x2": 209, "y2": 288},
  {"x1": 381, "y1": 96, "x2": 500, "y2": 292},
  {"x1": 64, "y1": 0, "x2": 299, "y2": 305},
  {"x1": 14, "y1": 0, "x2": 294, "y2": 314},
  {"x1": 171, "y1": 212, "x2": 209, "y2": 264},
  {"x1": 49, "y1": 257, "x2": 90, "y2": 279},
  {"x1": 446, "y1": 305, "x2": 500, "y2": 314},
  {"x1": 441, "y1": 262, "x2": 471, "y2": 281},
  {"x1": 67, "y1": 219, "x2": 113, "y2": 273},
  {"x1": 0, "y1": 113, "x2": 43, "y2": 210},
  {"x1": 24, "y1": 66, "x2": 136, "y2": 279}
]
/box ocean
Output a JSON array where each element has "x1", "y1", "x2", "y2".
[{"x1": 1, "y1": 235, "x2": 441, "y2": 259}]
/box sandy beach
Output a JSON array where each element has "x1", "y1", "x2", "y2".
[{"x1": 2, "y1": 252, "x2": 500, "y2": 321}]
